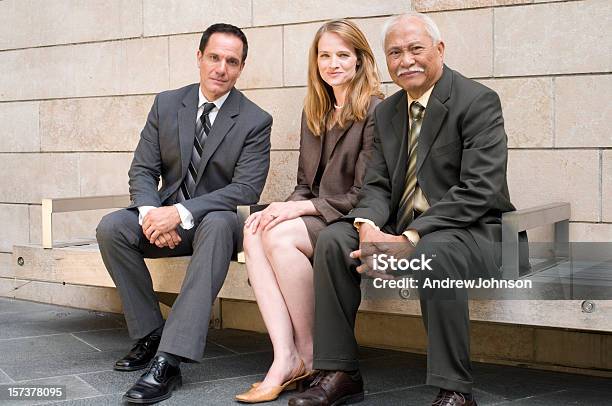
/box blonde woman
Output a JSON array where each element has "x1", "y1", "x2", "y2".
[{"x1": 235, "y1": 19, "x2": 382, "y2": 403}]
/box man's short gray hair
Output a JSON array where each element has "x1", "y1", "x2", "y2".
[{"x1": 381, "y1": 12, "x2": 442, "y2": 48}]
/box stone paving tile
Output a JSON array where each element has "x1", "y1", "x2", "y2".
[
  {"x1": 0, "y1": 375, "x2": 101, "y2": 405},
  {"x1": 77, "y1": 351, "x2": 274, "y2": 395},
  {"x1": 0, "y1": 334, "x2": 97, "y2": 364},
  {"x1": 474, "y1": 366, "x2": 612, "y2": 400},
  {"x1": 206, "y1": 328, "x2": 272, "y2": 354},
  {"x1": 0, "y1": 298, "x2": 67, "y2": 315},
  {"x1": 0, "y1": 367, "x2": 14, "y2": 383},
  {"x1": 0, "y1": 309, "x2": 124, "y2": 339},
  {"x1": 364, "y1": 386, "x2": 506, "y2": 405},
  {"x1": 0, "y1": 349, "x2": 126, "y2": 382},
  {"x1": 495, "y1": 388, "x2": 612, "y2": 405},
  {"x1": 360, "y1": 354, "x2": 428, "y2": 393}
]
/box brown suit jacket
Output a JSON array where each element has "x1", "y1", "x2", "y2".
[{"x1": 287, "y1": 95, "x2": 382, "y2": 223}]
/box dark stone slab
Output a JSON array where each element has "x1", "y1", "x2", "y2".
[
  {"x1": 47, "y1": 393, "x2": 124, "y2": 405},
  {"x1": 2, "y1": 375, "x2": 102, "y2": 404},
  {"x1": 363, "y1": 386, "x2": 506, "y2": 405},
  {"x1": 78, "y1": 351, "x2": 274, "y2": 395},
  {"x1": 474, "y1": 366, "x2": 612, "y2": 400},
  {"x1": 360, "y1": 354, "x2": 428, "y2": 393},
  {"x1": 0, "y1": 349, "x2": 126, "y2": 381},
  {"x1": 0, "y1": 334, "x2": 97, "y2": 364},
  {"x1": 0, "y1": 298, "x2": 68, "y2": 315},
  {"x1": 0, "y1": 309, "x2": 124, "y2": 339},
  {"x1": 495, "y1": 388, "x2": 612, "y2": 405},
  {"x1": 0, "y1": 368, "x2": 13, "y2": 384},
  {"x1": 206, "y1": 328, "x2": 272, "y2": 354},
  {"x1": 71, "y1": 329, "x2": 132, "y2": 352}
]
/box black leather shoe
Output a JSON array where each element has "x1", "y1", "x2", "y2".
[
  {"x1": 432, "y1": 389, "x2": 477, "y2": 406},
  {"x1": 123, "y1": 355, "x2": 182, "y2": 404},
  {"x1": 114, "y1": 334, "x2": 161, "y2": 371},
  {"x1": 288, "y1": 370, "x2": 364, "y2": 406}
]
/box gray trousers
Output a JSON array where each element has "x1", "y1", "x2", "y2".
[
  {"x1": 96, "y1": 208, "x2": 238, "y2": 362},
  {"x1": 312, "y1": 221, "x2": 488, "y2": 394}
]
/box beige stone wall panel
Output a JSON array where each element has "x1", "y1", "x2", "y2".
[
  {"x1": 555, "y1": 75, "x2": 612, "y2": 147},
  {"x1": 260, "y1": 151, "x2": 298, "y2": 203},
  {"x1": 283, "y1": 22, "x2": 323, "y2": 87},
  {"x1": 569, "y1": 223, "x2": 612, "y2": 242},
  {"x1": 0, "y1": 153, "x2": 80, "y2": 203},
  {"x1": 429, "y1": 9, "x2": 493, "y2": 78},
  {"x1": 40, "y1": 96, "x2": 153, "y2": 152},
  {"x1": 237, "y1": 27, "x2": 284, "y2": 89},
  {"x1": 168, "y1": 34, "x2": 201, "y2": 89},
  {"x1": 0, "y1": 0, "x2": 142, "y2": 50},
  {"x1": 252, "y1": 0, "x2": 407, "y2": 26},
  {"x1": 0, "y1": 101, "x2": 40, "y2": 152},
  {"x1": 28, "y1": 206, "x2": 115, "y2": 246},
  {"x1": 480, "y1": 77, "x2": 553, "y2": 148},
  {"x1": 78, "y1": 153, "x2": 132, "y2": 196},
  {"x1": 0, "y1": 204, "x2": 30, "y2": 252},
  {"x1": 495, "y1": 1, "x2": 612, "y2": 76},
  {"x1": 143, "y1": 0, "x2": 251, "y2": 37},
  {"x1": 507, "y1": 150, "x2": 599, "y2": 222},
  {"x1": 603, "y1": 151, "x2": 612, "y2": 222},
  {"x1": 0, "y1": 253, "x2": 13, "y2": 277},
  {"x1": 0, "y1": 38, "x2": 168, "y2": 101},
  {"x1": 170, "y1": 27, "x2": 284, "y2": 90},
  {"x1": 243, "y1": 87, "x2": 307, "y2": 150}
]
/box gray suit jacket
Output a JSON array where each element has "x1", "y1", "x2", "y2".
[
  {"x1": 127, "y1": 84, "x2": 272, "y2": 223},
  {"x1": 348, "y1": 65, "x2": 516, "y2": 271}
]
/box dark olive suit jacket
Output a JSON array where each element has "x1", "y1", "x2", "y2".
[{"x1": 347, "y1": 66, "x2": 515, "y2": 272}]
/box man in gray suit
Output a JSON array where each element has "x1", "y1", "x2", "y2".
[
  {"x1": 96, "y1": 23, "x2": 272, "y2": 404},
  {"x1": 290, "y1": 13, "x2": 515, "y2": 406}
]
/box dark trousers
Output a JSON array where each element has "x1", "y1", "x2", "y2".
[
  {"x1": 312, "y1": 221, "x2": 487, "y2": 393},
  {"x1": 96, "y1": 208, "x2": 238, "y2": 362}
]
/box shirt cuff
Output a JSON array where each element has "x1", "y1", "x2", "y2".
[
  {"x1": 353, "y1": 218, "x2": 379, "y2": 231},
  {"x1": 402, "y1": 229, "x2": 421, "y2": 245},
  {"x1": 137, "y1": 206, "x2": 156, "y2": 226},
  {"x1": 174, "y1": 203, "x2": 194, "y2": 230}
]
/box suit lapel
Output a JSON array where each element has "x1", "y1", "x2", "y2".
[
  {"x1": 195, "y1": 87, "x2": 240, "y2": 185},
  {"x1": 390, "y1": 92, "x2": 409, "y2": 194},
  {"x1": 416, "y1": 65, "x2": 452, "y2": 174},
  {"x1": 178, "y1": 84, "x2": 200, "y2": 180},
  {"x1": 317, "y1": 121, "x2": 355, "y2": 187}
]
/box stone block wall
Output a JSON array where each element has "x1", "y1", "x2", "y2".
[{"x1": 0, "y1": 0, "x2": 610, "y2": 256}]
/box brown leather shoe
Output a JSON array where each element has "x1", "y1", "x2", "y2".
[
  {"x1": 287, "y1": 370, "x2": 364, "y2": 406},
  {"x1": 432, "y1": 389, "x2": 477, "y2": 406}
]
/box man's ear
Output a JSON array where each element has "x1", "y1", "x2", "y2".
[
  {"x1": 196, "y1": 50, "x2": 203, "y2": 67},
  {"x1": 436, "y1": 41, "x2": 445, "y2": 60}
]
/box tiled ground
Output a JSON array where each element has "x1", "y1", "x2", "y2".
[{"x1": 0, "y1": 297, "x2": 610, "y2": 405}]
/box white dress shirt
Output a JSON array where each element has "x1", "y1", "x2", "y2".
[{"x1": 138, "y1": 87, "x2": 231, "y2": 230}]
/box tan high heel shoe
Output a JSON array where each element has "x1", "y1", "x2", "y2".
[
  {"x1": 235, "y1": 360, "x2": 309, "y2": 403},
  {"x1": 250, "y1": 381, "x2": 296, "y2": 390}
]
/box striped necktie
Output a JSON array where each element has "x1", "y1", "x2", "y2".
[
  {"x1": 397, "y1": 101, "x2": 425, "y2": 231},
  {"x1": 178, "y1": 102, "x2": 215, "y2": 201}
]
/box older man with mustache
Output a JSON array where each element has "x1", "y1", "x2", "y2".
[{"x1": 288, "y1": 12, "x2": 517, "y2": 406}]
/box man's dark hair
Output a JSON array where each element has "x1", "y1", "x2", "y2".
[{"x1": 199, "y1": 23, "x2": 248, "y2": 63}]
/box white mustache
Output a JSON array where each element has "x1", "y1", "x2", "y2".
[{"x1": 397, "y1": 67, "x2": 424, "y2": 75}]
